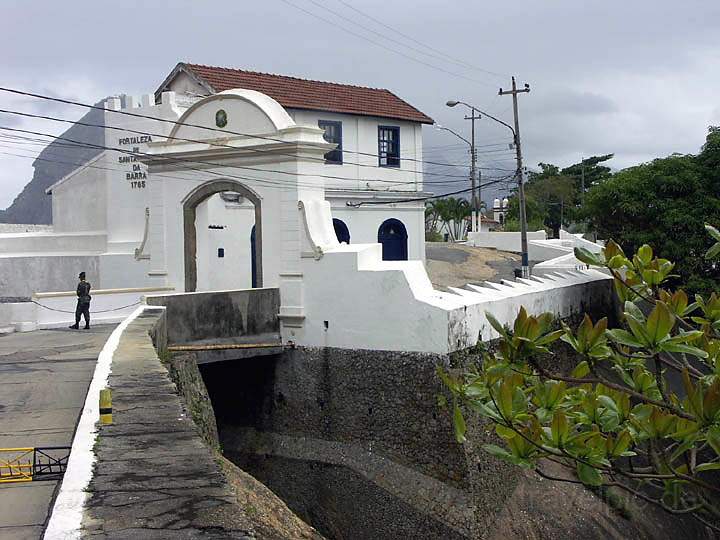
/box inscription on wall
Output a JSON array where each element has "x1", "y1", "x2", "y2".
[{"x1": 118, "y1": 136, "x2": 152, "y2": 189}]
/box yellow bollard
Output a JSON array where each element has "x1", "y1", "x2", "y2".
[{"x1": 99, "y1": 388, "x2": 112, "y2": 425}]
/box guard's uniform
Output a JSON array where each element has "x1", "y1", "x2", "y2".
[{"x1": 75, "y1": 281, "x2": 92, "y2": 328}]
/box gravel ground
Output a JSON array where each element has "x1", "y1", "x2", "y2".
[{"x1": 425, "y1": 242, "x2": 521, "y2": 290}]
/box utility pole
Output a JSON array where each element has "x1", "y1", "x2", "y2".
[
  {"x1": 581, "y1": 157, "x2": 586, "y2": 203},
  {"x1": 499, "y1": 76, "x2": 531, "y2": 278},
  {"x1": 465, "y1": 108, "x2": 482, "y2": 233}
]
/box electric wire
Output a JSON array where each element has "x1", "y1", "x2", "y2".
[
  {"x1": 0, "y1": 142, "x2": 515, "y2": 209},
  {"x1": 0, "y1": 107, "x2": 513, "y2": 192},
  {"x1": 347, "y1": 175, "x2": 516, "y2": 206},
  {"x1": 307, "y1": 0, "x2": 506, "y2": 81},
  {"x1": 0, "y1": 146, "x2": 478, "y2": 195},
  {"x1": 332, "y1": 0, "x2": 507, "y2": 78},
  {"x1": 1, "y1": 125, "x2": 503, "y2": 199},
  {"x1": 0, "y1": 87, "x2": 515, "y2": 173},
  {"x1": 0, "y1": 130, "x2": 491, "y2": 192},
  {"x1": 277, "y1": 0, "x2": 498, "y2": 89}
]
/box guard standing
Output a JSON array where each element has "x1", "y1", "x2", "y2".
[{"x1": 69, "y1": 272, "x2": 92, "y2": 330}]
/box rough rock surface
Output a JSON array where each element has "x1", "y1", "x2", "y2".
[
  {"x1": 1, "y1": 102, "x2": 106, "y2": 224},
  {"x1": 488, "y1": 460, "x2": 714, "y2": 540}
]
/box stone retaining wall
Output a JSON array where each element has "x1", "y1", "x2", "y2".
[
  {"x1": 146, "y1": 288, "x2": 280, "y2": 345},
  {"x1": 206, "y1": 346, "x2": 518, "y2": 539}
]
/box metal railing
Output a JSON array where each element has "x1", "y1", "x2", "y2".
[{"x1": 0, "y1": 446, "x2": 71, "y2": 483}]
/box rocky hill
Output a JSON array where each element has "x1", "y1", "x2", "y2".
[{"x1": 0, "y1": 101, "x2": 106, "y2": 224}]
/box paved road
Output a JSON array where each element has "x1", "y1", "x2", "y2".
[{"x1": 0, "y1": 326, "x2": 115, "y2": 540}]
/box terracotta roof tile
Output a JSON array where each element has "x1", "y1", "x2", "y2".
[{"x1": 180, "y1": 63, "x2": 434, "y2": 124}]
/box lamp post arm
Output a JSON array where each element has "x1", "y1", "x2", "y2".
[
  {"x1": 457, "y1": 102, "x2": 516, "y2": 139},
  {"x1": 434, "y1": 125, "x2": 472, "y2": 147}
]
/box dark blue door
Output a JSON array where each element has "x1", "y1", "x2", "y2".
[
  {"x1": 333, "y1": 218, "x2": 350, "y2": 244},
  {"x1": 378, "y1": 218, "x2": 408, "y2": 261},
  {"x1": 250, "y1": 225, "x2": 257, "y2": 288}
]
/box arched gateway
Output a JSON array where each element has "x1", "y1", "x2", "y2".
[
  {"x1": 183, "y1": 179, "x2": 262, "y2": 292},
  {"x1": 143, "y1": 88, "x2": 333, "y2": 324}
]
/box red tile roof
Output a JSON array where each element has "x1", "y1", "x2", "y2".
[{"x1": 163, "y1": 63, "x2": 433, "y2": 124}]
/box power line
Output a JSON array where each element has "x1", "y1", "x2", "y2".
[
  {"x1": 0, "y1": 86, "x2": 515, "y2": 174},
  {"x1": 0, "y1": 125, "x2": 508, "y2": 199},
  {"x1": 0, "y1": 144, "x2": 479, "y2": 196},
  {"x1": 0, "y1": 126, "x2": 387, "y2": 194},
  {"x1": 308, "y1": 0, "x2": 506, "y2": 81},
  {"x1": 277, "y1": 0, "x2": 498, "y2": 89},
  {"x1": 348, "y1": 175, "x2": 515, "y2": 206},
  {"x1": 333, "y1": 0, "x2": 507, "y2": 79},
  {"x1": 0, "y1": 142, "x2": 514, "y2": 209},
  {"x1": 0, "y1": 126, "x2": 494, "y2": 191}
]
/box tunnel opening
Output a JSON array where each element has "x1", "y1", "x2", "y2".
[
  {"x1": 199, "y1": 354, "x2": 279, "y2": 430},
  {"x1": 197, "y1": 351, "x2": 471, "y2": 540}
]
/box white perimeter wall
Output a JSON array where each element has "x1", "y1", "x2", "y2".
[
  {"x1": 0, "y1": 255, "x2": 100, "y2": 299},
  {"x1": 0, "y1": 287, "x2": 173, "y2": 331}
]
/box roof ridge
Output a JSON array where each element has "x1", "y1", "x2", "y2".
[{"x1": 183, "y1": 62, "x2": 395, "y2": 94}]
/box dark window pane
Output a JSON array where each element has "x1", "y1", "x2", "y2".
[
  {"x1": 319, "y1": 120, "x2": 343, "y2": 164},
  {"x1": 378, "y1": 126, "x2": 400, "y2": 167}
]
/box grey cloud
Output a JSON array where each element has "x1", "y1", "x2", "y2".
[
  {"x1": 532, "y1": 90, "x2": 618, "y2": 117},
  {"x1": 0, "y1": 0, "x2": 719, "y2": 208}
]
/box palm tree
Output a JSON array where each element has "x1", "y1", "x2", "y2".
[
  {"x1": 425, "y1": 200, "x2": 441, "y2": 233},
  {"x1": 434, "y1": 197, "x2": 470, "y2": 241}
]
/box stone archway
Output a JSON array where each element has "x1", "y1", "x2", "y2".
[{"x1": 183, "y1": 179, "x2": 262, "y2": 292}]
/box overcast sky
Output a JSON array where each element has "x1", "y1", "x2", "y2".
[{"x1": 1, "y1": 0, "x2": 719, "y2": 208}]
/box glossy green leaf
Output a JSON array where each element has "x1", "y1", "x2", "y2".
[
  {"x1": 646, "y1": 301, "x2": 675, "y2": 344},
  {"x1": 695, "y1": 462, "x2": 720, "y2": 473},
  {"x1": 660, "y1": 342, "x2": 709, "y2": 359},
  {"x1": 637, "y1": 244, "x2": 653, "y2": 265},
  {"x1": 576, "y1": 462, "x2": 603, "y2": 486},
  {"x1": 575, "y1": 247, "x2": 604, "y2": 266},
  {"x1": 453, "y1": 403, "x2": 466, "y2": 443},
  {"x1": 485, "y1": 311, "x2": 509, "y2": 339},
  {"x1": 606, "y1": 329, "x2": 643, "y2": 348},
  {"x1": 706, "y1": 223, "x2": 720, "y2": 242},
  {"x1": 572, "y1": 360, "x2": 590, "y2": 378},
  {"x1": 551, "y1": 410, "x2": 569, "y2": 446}
]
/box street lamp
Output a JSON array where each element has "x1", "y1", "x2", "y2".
[
  {"x1": 434, "y1": 124, "x2": 474, "y2": 237},
  {"x1": 447, "y1": 99, "x2": 529, "y2": 277},
  {"x1": 443, "y1": 102, "x2": 481, "y2": 233}
]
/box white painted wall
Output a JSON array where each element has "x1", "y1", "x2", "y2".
[
  {"x1": 528, "y1": 240, "x2": 573, "y2": 261},
  {"x1": 195, "y1": 194, "x2": 255, "y2": 291},
  {"x1": 290, "y1": 110, "x2": 424, "y2": 193},
  {"x1": 0, "y1": 231, "x2": 105, "y2": 254},
  {"x1": 31, "y1": 287, "x2": 172, "y2": 329},
  {"x1": 287, "y1": 203, "x2": 613, "y2": 354},
  {"x1": 0, "y1": 255, "x2": 100, "y2": 299},
  {"x1": 52, "y1": 154, "x2": 108, "y2": 233},
  {"x1": 102, "y1": 92, "x2": 182, "y2": 253}
]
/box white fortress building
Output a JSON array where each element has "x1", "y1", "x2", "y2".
[
  {"x1": 1, "y1": 63, "x2": 433, "y2": 297},
  {"x1": 0, "y1": 62, "x2": 609, "y2": 353}
]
